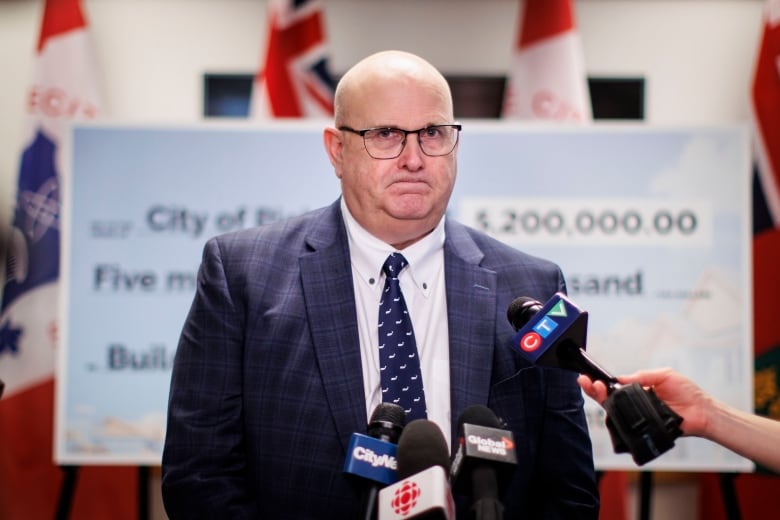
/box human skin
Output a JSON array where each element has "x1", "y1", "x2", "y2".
[
  {"x1": 323, "y1": 50, "x2": 457, "y2": 250},
  {"x1": 579, "y1": 368, "x2": 780, "y2": 472}
]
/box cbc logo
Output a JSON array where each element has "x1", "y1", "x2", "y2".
[
  {"x1": 520, "y1": 331, "x2": 542, "y2": 352},
  {"x1": 391, "y1": 481, "x2": 421, "y2": 516}
]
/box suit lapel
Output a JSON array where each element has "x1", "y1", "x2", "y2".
[
  {"x1": 299, "y1": 202, "x2": 367, "y2": 452},
  {"x1": 444, "y1": 222, "x2": 498, "y2": 444},
  {"x1": 297, "y1": 208, "x2": 502, "y2": 451}
]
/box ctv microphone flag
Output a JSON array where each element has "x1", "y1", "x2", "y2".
[
  {"x1": 502, "y1": 0, "x2": 591, "y2": 122},
  {"x1": 508, "y1": 293, "x2": 589, "y2": 366},
  {"x1": 251, "y1": 0, "x2": 337, "y2": 118}
]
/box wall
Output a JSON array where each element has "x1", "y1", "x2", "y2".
[{"x1": 0, "y1": 0, "x2": 766, "y2": 205}]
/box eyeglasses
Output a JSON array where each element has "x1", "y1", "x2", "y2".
[{"x1": 338, "y1": 124, "x2": 462, "y2": 159}]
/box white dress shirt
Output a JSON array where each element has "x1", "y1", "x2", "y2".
[{"x1": 340, "y1": 198, "x2": 452, "y2": 450}]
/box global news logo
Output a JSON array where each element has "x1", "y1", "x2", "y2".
[
  {"x1": 466, "y1": 434, "x2": 515, "y2": 456},
  {"x1": 519, "y1": 299, "x2": 568, "y2": 353}
]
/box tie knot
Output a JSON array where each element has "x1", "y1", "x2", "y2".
[{"x1": 382, "y1": 253, "x2": 408, "y2": 278}]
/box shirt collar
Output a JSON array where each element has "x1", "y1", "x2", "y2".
[{"x1": 341, "y1": 198, "x2": 445, "y2": 295}]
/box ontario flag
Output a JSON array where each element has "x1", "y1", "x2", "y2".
[
  {"x1": 748, "y1": 0, "x2": 780, "y2": 465},
  {"x1": 0, "y1": 1, "x2": 136, "y2": 518},
  {"x1": 502, "y1": 0, "x2": 591, "y2": 122},
  {"x1": 698, "y1": 2, "x2": 780, "y2": 517},
  {"x1": 251, "y1": 0, "x2": 337, "y2": 118}
]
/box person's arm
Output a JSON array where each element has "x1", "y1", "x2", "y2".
[
  {"x1": 578, "y1": 368, "x2": 780, "y2": 473},
  {"x1": 161, "y1": 237, "x2": 257, "y2": 519}
]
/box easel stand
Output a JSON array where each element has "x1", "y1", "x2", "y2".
[
  {"x1": 56, "y1": 465, "x2": 150, "y2": 520},
  {"x1": 637, "y1": 471, "x2": 741, "y2": 520}
]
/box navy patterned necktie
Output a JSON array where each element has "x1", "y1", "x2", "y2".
[{"x1": 378, "y1": 253, "x2": 427, "y2": 421}]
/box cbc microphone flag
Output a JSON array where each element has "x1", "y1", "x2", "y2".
[
  {"x1": 251, "y1": 0, "x2": 337, "y2": 118},
  {"x1": 0, "y1": 1, "x2": 134, "y2": 518},
  {"x1": 502, "y1": 0, "x2": 591, "y2": 122}
]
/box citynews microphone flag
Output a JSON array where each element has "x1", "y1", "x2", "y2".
[
  {"x1": 502, "y1": 0, "x2": 592, "y2": 122},
  {"x1": 251, "y1": 0, "x2": 337, "y2": 118},
  {"x1": 0, "y1": 1, "x2": 136, "y2": 518}
]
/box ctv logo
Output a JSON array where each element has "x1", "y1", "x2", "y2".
[{"x1": 519, "y1": 299, "x2": 568, "y2": 352}]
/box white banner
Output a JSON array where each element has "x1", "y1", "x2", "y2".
[{"x1": 57, "y1": 122, "x2": 752, "y2": 471}]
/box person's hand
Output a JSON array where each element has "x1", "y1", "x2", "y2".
[
  {"x1": 578, "y1": 368, "x2": 711, "y2": 437},
  {"x1": 576, "y1": 374, "x2": 609, "y2": 404}
]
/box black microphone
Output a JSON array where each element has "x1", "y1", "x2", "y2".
[
  {"x1": 450, "y1": 405, "x2": 517, "y2": 520},
  {"x1": 377, "y1": 419, "x2": 454, "y2": 520},
  {"x1": 343, "y1": 403, "x2": 406, "y2": 520},
  {"x1": 506, "y1": 293, "x2": 620, "y2": 391},
  {"x1": 507, "y1": 292, "x2": 683, "y2": 466}
]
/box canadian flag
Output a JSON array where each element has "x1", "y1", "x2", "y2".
[
  {"x1": 251, "y1": 0, "x2": 337, "y2": 118},
  {"x1": 0, "y1": 1, "x2": 136, "y2": 517},
  {"x1": 502, "y1": 0, "x2": 592, "y2": 122}
]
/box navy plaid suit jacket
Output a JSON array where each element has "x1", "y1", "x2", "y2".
[{"x1": 162, "y1": 199, "x2": 599, "y2": 519}]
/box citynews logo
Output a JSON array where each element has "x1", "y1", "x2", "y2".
[
  {"x1": 352, "y1": 446, "x2": 398, "y2": 470},
  {"x1": 467, "y1": 434, "x2": 515, "y2": 456},
  {"x1": 519, "y1": 299, "x2": 568, "y2": 353}
]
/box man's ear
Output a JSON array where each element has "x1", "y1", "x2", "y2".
[{"x1": 323, "y1": 127, "x2": 344, "y2": 178}]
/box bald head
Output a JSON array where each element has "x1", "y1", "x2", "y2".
[
  {"x1": 323, "y1": 50, "x2": 458, "y2": 249},
  {"x1": 334, "y1": 51, "x2": 453, "y2": 127}
]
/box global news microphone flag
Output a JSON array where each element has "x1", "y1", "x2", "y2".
[
  {"x1": 250, "y1": 0, "x2": 337, "y2": 118},
  {"x1": 501, "y1": 0, "x2": 592, "y2": 122},
  {"x1": 0, "y1": 1, "x2": 136, "y2": 518}
]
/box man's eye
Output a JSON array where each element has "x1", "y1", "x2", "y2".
[{"x1": 375, "y1": 129, "x2": 400, "y2": 140}]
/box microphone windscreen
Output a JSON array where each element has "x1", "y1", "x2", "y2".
[
  {"x1": 456, "y1": 404, "x2": 503, "y2": 432},
  {"x1": 506, "y1": 296, "x2": 543, "y2": 331},
  {"x1": 368, "y1": 402, "x2": 406, "y2": 443},
  {"x1": 396, "y1": 419, "x2": 451, "y2": 479}
]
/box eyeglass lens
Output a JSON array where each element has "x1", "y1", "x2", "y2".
[{"x1": 363, "y1": 126, "x2": 459, "y2": 159}]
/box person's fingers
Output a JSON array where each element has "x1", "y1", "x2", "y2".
[
  {"x1": 577, "y1": 375, "x2": 608, "y2": 404},
  {"x1": 618, "y1": 367, "x2": 674, "y2": 388}
]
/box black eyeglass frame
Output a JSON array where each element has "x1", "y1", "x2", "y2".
[{"x1": 338, "y1": 124, "x2": 462, "y2": 159}]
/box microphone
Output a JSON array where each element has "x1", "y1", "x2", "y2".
[
  {"x1": 378, "y1": 419, "x2": 455, "y2": 520},
  {"x1": 450, "y1": 405, "x2": 517, "y2": 520},
  {"x1": 507, "y1": 292, "x2": 683, "y2": 466},
  {"x1": 506, "y1": 293, "x2": 620, "y2": 391},
  {"x1": 343, "y1": 403, "x2": 406, "y2": 520}
]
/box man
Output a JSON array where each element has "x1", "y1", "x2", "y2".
[{"x1": 162, "y1": 50, "x2": 599, "y2": 519}]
